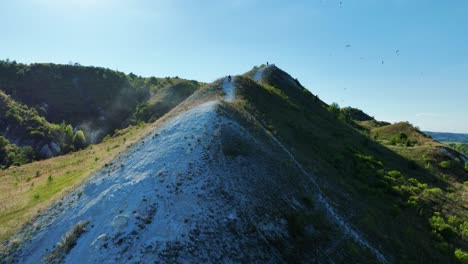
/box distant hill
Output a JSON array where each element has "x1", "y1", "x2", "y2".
[{"x1": 424, "y1": 131, "x2": 468, "y2": 143}]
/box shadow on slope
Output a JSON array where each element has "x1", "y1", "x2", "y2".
[{"x1": 234, "y1": 66, "x2": 466, "y2": 263}]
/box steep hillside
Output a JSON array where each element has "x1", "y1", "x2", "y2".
[
  {"x1": 0, "y1": 91, "x2": 82, "y2": 165},
  {"x1": 1, "y1": 72, "x2": 388, "y2": 263},
  {"x1": 0, "y1": 81, "x2": 219, "y2": 248},
  {"x1": 0, "y1": 61, "x2": 199, "y2": 142},
  {"x1": 130, "y1": 80, "x2": 200, "y2": 124},
  {"x1": 1, "y1": 64, "x2": 467, "y2": 263},
  {"x1": 0, "y1": 61, "x2": 200, "y2": 168},
  {"x1": 0, "y1": 62, "x2": 142, "y2": 136},
  {"x1": 235, "y1": 65, "x2": 468, "y2": 263},
  {"x1": 371, "y1": 122, "x2": 435, "y2": 147}
]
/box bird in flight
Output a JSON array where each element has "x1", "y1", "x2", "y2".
[
  {"x1": 345, "y1": 44, "x2": 351, "y2": 48},
  {"x1": 396, "y1": 49, "x2": 400, "y2": 55}
]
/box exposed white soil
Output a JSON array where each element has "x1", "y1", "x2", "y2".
[
  {"x1": 222, "y1": 77, "x2": 235, "y2": 101},
  {"x1": 3, "y1": 78, "x2": 387, "y2": 263},
  {"x1": 253, "y1": 65, "x2": 269, "y2": 82},
  {"x1": 4, "y1": 99, "x2": 299, "y2": 263}
]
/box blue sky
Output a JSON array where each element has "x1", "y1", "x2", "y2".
[{"x1": 2, "y1": 0, "x2": 467, "y2": 132}]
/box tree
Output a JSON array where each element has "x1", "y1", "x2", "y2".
[
  {"x1": 0, "y1": 136, "x2": 9, "y2": 148},
  {"x1": 73, "y1": 130, "x2": 87, "y2": 149},
  {"x1": 455, "y1": 249, "x2": 468, "y2": 264},
  {"x1": 439, "y1": 161, "x2": 451, "y2": 169},
  {"x1": 328, "y1": 102, "x2": 341, "y2": 115},
  {"x1": 64, "y1": 124, "x2": 74, "y2": 143}
]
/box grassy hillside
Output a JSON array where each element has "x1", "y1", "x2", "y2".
[
  {"x1": 1, "y1": 63, "x2": 466, "y2": 262},
  {"x1": 371, "y1": 122, "x2": 436, "y2": 147},
  {"x1": 130, "y1": 80, "x2": 200, "y2": 123},
  {"x1": 0, "y1": 61, "x2": 141, "y2": 130},
  {"x1": 0, "y1": 123, "x2": 147, "y2": 243},
  {"x1": 233, "y1": 66, "x2": 468, "y2": 263},
  {"x1": 0, "y1": 61, "x2": 200, "y2": 168},
  {"x1": 0, "y1": 81, "x2": 216, "y2": 246}
]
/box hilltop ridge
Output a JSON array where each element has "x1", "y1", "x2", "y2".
[{"x1": 0, "y1": 64, "x2": 467, "y2": 263}]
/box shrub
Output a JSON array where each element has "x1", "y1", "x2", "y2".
[
  {"x1": 327, "y1": 102, "x2": 340, "y2": 116},
  {"x1": 72, "y1": 130, "x2": 87, "y2": 149},
  {"x1": 460, "y1": 222, "x2": 468, "y2": 240},
  {"x1": 439, "y1": 161, "x2": 451, "y2": 169},
  {"x1": 465, "y1": 162, "x2": 468, "y2": 171},
  {"x1": 425, "y1": 162, "x2": 433, "y2": 170},
  {"x1": 64, "y1": 124, "x2": 74, "y2": 143},
  {"x1": 429, "y1": 212, "x2": 456, "y2": 240},
  {"x1": 423, "y1": 187, "x2": 443, "y2": 197},
  {"x1": 455, "y1": 249, "x2": 468, "y2": 264},
  {"x1": 447, "y1": 215, "x2": 462, "y2": 227},
  {"x1": 385, "y1": 170, "x2": 405, "y2": 185},
  {"x1": 45, "y1": 221, "x2": 89, "y2": 262},
  {"x1": 390, "y1": 132, "x2": 409, "y2": 146}
]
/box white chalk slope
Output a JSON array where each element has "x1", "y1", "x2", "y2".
[
  {"x1": 253, "y1": 65, "x2": 268, "y2": 82},
  {"x1": 222, "y1": 76, "x2": 235, "y2": 102},
  {"x1": 5, "y1": 74, "x2": 387, "y2": 263},
  {"x1": 8, "y1": 81, "x2": 300, "y2": 263}
]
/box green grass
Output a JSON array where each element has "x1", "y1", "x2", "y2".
[
  {"x1": 0, "y1": 82, "x2": 217, "y2": 244},
  {"x1": 233, "y1": 67, "x2": 468, "y2": 263},
  {"x1": 132, "y1": 80, "x2": 199, "y2": 123},
  {"x1": 0, "y1": 122, "x2": 154, "y2": 242}
]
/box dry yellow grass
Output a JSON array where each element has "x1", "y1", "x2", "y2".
[{"x1": 0, "y1": 123, "x2": 150, "y2": 242}]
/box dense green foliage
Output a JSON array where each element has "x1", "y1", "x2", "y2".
[
  {"x1": 0, "y1": 90, "x2": 80, "y2": 167},
  {"x1": 0, "y1": 61, "x2": 143, "y2": 126},
  {"x1": 0, "y1": 136, "x2": 35, "y2": 168},
  {"x1": 455, "y1": 249, "x2": 468, "y2": 264},
  {"x1": 72, "y1": 130, "x2": 86, "y2": 150},
  {"x1": 440, "y1": 160, "x2": 452, "y2": 169},
  {"x1": 0, "y1": 61, "x2": 199, "y2": 168}
]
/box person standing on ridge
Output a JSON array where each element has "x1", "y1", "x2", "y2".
[{"x1": 228, "y1": 75, "x2": 231, "y2": 82}]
